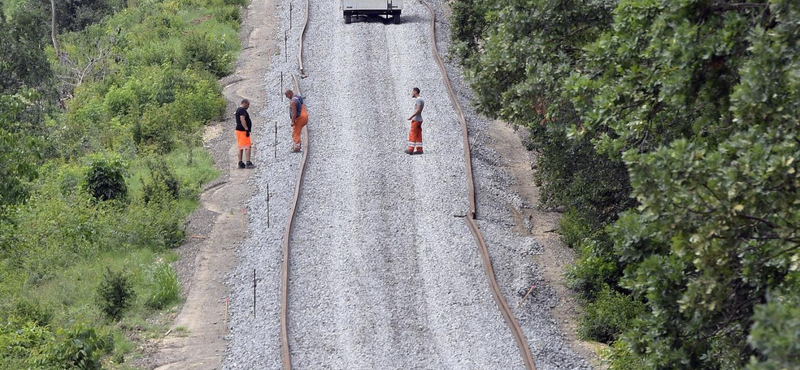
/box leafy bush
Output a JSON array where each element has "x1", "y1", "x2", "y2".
[
  {"x1": 143, "y1": 157, "x2": 180, "y2": 204},
  {"x1": 558, "y1": 209, "x2": 593, "y2": 248},
  {"x1": 0, "y1": 319, "x2": 49, "y2": 361},
  {"x1": 35, "y1": 323, "x2": 112, "y2": 370},
  {"x1": 565, "y1": 239, "x2": 620, "y2": 300},
  {"x1": 12, "y1": 300, "x2": 53, "y2": 327},
  {"x1": 145, "y1": 263, "x2": 180, "y2": 309},
  {"x1": 85, "y1": 154, "x2": 128, "y2": 201},
  {"x1": 746, "y1": 273, "x2": 800, "y2": 370},
  {"x1": 121, "y1": 201, "x2": 185, "y2": 249},
  {"x1": 578, "y1": 286, "x2": 644, "y2": 343},
  {"x1": 0, "y1": 92, "x2": 42, "y2": 208},
  {"x1": 183, "y1": 31, "x2": 232, "y2": 77},
  {"x1": 133, "y1": 105, "x2": 176, "y2": 153},
  {"x1": 97, "y1": 269, "x2": 135, "y2": 320}
]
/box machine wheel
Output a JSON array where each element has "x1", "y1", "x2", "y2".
[
  {"x1": 344, "y1": 12, "x2": 352, "y2": 24},
  {"x1": 392, "y1": 11, "x2": 401, "y2": 24}
]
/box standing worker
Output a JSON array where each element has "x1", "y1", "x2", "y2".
[
  {"x1": 405, "y1": 87, "x2": 424, "y2": 155},
  {"x1": 284, "y1": 89, "x2": 308, "y2": 153},
  {"x1": 235, "y1": 99, "x2": 256, "y2": 168}
]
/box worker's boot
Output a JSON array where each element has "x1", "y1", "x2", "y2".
[
  {"x1": 414, "y1": 147, "x2": 423, "y2": 155},
  {"x1": 238, "y1": 161, "x2": 246, "y2": 169},
  {"x1": 246, "y1": 161, "x2": 256, "y2": 169},
  {"x1": 404, "y1": 148, "x2": 414, "y2": 155}
]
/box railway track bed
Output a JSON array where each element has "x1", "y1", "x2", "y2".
[{"x1": 223, "y1": 1, "x2": 593, "y2": 369}]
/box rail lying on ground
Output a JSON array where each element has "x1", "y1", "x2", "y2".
[
  {"x1": 278, "y1": 1, "x2": 537, "y2": 369},
  {"x1": 279, "y1": 73, "x2": 308, "y2": 370},
  {"x1": 418, "y1": 2, "x2": 537, "y2": 369}
]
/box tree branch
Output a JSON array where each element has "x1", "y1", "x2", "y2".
[
  {"x1": 710, "y1": 2, "x2": 768, "y2": 12},
  {"x1": 50, "y1": 0, "x2": 59, "y2": 57}
]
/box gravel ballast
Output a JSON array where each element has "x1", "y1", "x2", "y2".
[{"x1": 223, "y1": 1, "x2": 593, "y2": 369}]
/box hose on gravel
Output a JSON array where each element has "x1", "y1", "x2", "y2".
[{"x1": 280, "y1": 1, "x2": 537, "y2": 369}]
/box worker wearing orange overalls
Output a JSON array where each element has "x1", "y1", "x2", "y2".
[
  {"x1": 285, "y1": 89, "x2": 308, "y2": 153},
  {"x1": 405, "y1": 87, "x2": 424, "y2": 155}
]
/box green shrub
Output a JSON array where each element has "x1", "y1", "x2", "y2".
[
  {"x1": 145, "y1": 263, "x2": 180, "y2": 309},
  {"x1": 85, "y1": 154, "x2": 128, "y2": 201},
  {"x1": 143, "y1": 157, "x2": 180, "y2": 204},
  {"x1": 0, "y1": 319, "x2": 49, "y2": 360},
  {"x1": 746, "y1": 274, "x2": 800, "y2": 370},
  {"x1": 35, "y1": 323, "x2": 112, "y2": 370},
  {"x1": 133, "y1": 105, "x2": 176, "y2": 153},
  {"x1": 97, "y1": 269, "x2": 135, "y2": 320},
  {"x1": 182, "y1": 31, "x2": 232, "y2": 77},
  {"x1": 121, "y1": 201, "x2": 184, "y2": 249},
  {"x1": 604, "y1": 339, "x2": 646, "y2": 370},
  {"x1": 210, "y1": 5, "x2": 241, "y2": 26},
  {"x1": 558, "y1": 209, "x2": 593, "y2": 248},
  {"x1": 565, "y1": 238, "x2": 621, "y2": 300},
  {"x1": 12, "y1": 300, "x2": 53, "y2": 327},
  {"x1": 578, "y1": 286, "x2": 645, "y2": 343}
]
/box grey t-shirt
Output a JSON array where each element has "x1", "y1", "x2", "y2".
[{"x1": 412, "y1": 98, "x2": 424, "y2": 122}]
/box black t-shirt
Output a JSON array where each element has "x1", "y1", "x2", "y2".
[{"x1": 235, "y1": 107, "x2": 252, "y2": 131}]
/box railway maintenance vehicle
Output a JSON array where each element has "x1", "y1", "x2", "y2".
[{"x1": 341, "y1": 0, "x2": 402, "y2": 24}]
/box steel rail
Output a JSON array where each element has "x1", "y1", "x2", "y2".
[
  {"x1": 279, "y1": 0, "x2": 312, "y2": 366},
  {"x1": 279, "y1": 0, "x2": 536, "y2": 369},
  {"x1": 298, "y1": 0, "x2": 309, "y2": 77},
  {"x1": 280, "y1": 73, "x2": 308, "y2": 370},
  {"x1": 418, "y1": 1, "x2": 537, "y2": 369}
]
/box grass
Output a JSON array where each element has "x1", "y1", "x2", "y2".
[
  {"x1": 1, "y1": 142, "x2": 215, "y2": 368},
  {"x1": 20, "y1": 248, "x2": 178, "y2": 328}
]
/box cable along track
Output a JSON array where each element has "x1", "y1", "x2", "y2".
[{"x1": 278, "y1": 1, "x2": 537, "y2": 369}]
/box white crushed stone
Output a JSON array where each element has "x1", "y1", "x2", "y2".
[{"x1": 223, "y1": 1, "x2": 594, "y2": 369}]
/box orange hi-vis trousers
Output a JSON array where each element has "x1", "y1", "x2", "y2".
[
  {"x1": 407, "y1": 120, "x2": 423, "y2": 153},
  {"x1": 293, "y1": 106, "x2": 308, "y2": 146}
]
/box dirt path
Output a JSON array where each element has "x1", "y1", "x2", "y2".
[
  {"x1": 135, "y1": 0, "x2": 279, "y2": 369},
  {"x1": 486, "y1": 121, "x2": 606, "y2": 367}
]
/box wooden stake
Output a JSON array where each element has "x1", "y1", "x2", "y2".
[
  {"x1": 267, "y1": 183, "x2": 270, "y2": 228},
  {"x1": 516, "y1": 284, "x2": 536, "y2": 309},
  {"x1": 224, "y1": 297, "x2": 229, "y2": 329},
  {"x1": 253, "y1": 269, "x2": 257, "y2": 318}
]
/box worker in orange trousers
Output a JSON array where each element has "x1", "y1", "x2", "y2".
[
  {"x1": 405, "y1": 87, "x2": 425, "y2": 155},
  {"x1": 285, "y1": 89, "x2": 308, "y2": 152}
]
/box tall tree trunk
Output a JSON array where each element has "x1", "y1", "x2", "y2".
[{"x1": 50, "y1": 0, "x2": 59, "y2": 56}]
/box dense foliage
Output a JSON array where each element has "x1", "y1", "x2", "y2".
[
  {"x1": 0, "y1": 0, "x2": 240, "y2": 366},
  {"x1": 452, "y1": 0, "x2": 799, "y2": 368},
  {"x1": 97, "y1": 269, "x2": 135, "y2": 320}
]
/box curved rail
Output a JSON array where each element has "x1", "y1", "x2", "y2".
[
  {"x1": 279, "y1": 0, "x2": 311, "y2": 368},
  {"x1": 298, "y1": 0, "x2": 309, "y2": 77},
  {"x1": 418, "y1": 1, "x2": 537, "y2": 369},
  {"x1": 279, "y1": 1, "x2": 537, "y2": 369},
  {"x1": 279, "y1": 74, "x2": 308, "y2": 370}
]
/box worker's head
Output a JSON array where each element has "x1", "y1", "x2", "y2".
[
  {"x1": 411, "y1": 87, "x2": 420, "y2": 98},
  {"x1": 284, "y1": 89, "x2": 294, "y2": 99},
  {"x1": 241, "y1": 99, "x2": 250, "y2": 109}
]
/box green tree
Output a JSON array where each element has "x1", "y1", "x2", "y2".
[
  {"x1": 0, "y1": 0, "x2": 53, "y2": 94},
  {"x1": 452, "y1": 0, "x2": 800, "y2": 367},
  {"x1": 0, "y1": 91, "x2": 41, "y2": 209}
]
